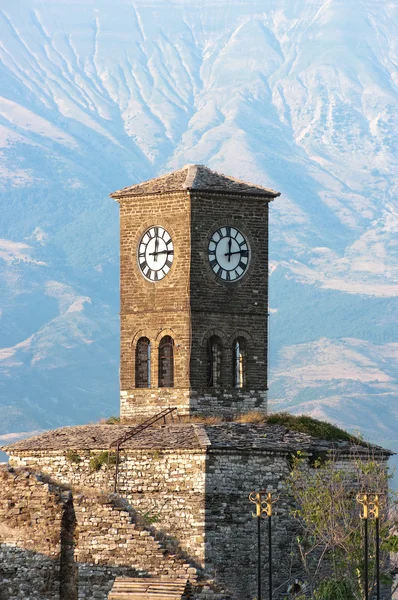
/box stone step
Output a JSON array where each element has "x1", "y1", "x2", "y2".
[{"x1": 108, "y1": 577, "x2": 189, "y2": 600}]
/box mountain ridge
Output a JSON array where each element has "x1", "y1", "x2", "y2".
[{"x1": 0, "y1": 0, "x2": 396, "y2": 469}]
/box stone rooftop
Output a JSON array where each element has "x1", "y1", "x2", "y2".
[
  {"x1": 110, "y1": 164, "x2": 280, "y2": 199},
  {"x1": 2, "y1": 423, "x2": 392, "y2": 456}
]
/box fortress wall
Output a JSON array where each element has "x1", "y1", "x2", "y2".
[
  {"x1": 0, "y1": 465, "x2": 200, "y2": 600},
  {"x1": 6, "y1": 439, "x2": 389, "y2": 600},
  {"x1": 7, "y1": 450, "x2": 114, "y2": 490},
  {"x1": 5, "y1": 445, "x2": 297, "y2": 598},
  {"x1": 116, "y1": 449, "x2": 206, "y2": 564},
  {"x1": 0, "y1": 465, "x2": 63, "y2": 600},
  {"x1": 8, "y1": 447, "x2": 207, "y2": 566},
  {"x1": 204, "y1": 450, "x2": 294, "y2": 599}
]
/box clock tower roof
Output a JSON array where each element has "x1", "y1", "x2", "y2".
[{"x1": 110, "y1": 164, "x2": 280, "y2": 200}]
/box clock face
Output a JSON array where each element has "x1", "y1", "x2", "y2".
[
  {"x1": 138, "y1": 226, "x2": 174, "y2": 281},
  {"x1": 208, "y1": 226, "x2": 250, "y2": 281}
]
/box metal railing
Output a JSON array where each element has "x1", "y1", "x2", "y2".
[{"x1": 109, "y1": 407, "x2": 178, "y2": 492}]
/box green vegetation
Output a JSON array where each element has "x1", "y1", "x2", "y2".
[
  {"x1": 106, "y1": 415, "x2": 120, "y2": 424},
  {"x1": 313, "y1": 579, "x2": 355, "y2": 600},
  {"x1": 89, "y1": 451, "x2": 117, "y2": 472},
  {"x1": 265, "y1": 412, "x2": 363, "y2": 443},
  {"x1": 288, "y1": 451, "x2": 397, "y2": 599},
  {"x1": 181, "y1": 411, "x2": 364, "y2": 445},
  {"x1": 140, "y1": 510, "x2": 160, "y2": 525},
  {"x1": 236, "y1": 410, "x2": 363, "y2": 443},
  {"x1": 65, "y1": 449, "x2": 82, "y2": 464}
]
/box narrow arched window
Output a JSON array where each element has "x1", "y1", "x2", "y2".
[
  {"x1": 135, "y1": 337, "x2": 151, "y2": 388},
  {"x1": 233, "y1": 337, "x2": 247, "y2": 388},
  {"x1": 207, "y1": 336, "x2": 222, "y2": 387},
  {"x1": 158, "y1": 336, "x2": 174, "y2": 388}
]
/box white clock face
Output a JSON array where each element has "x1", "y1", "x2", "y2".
[
  {"x1": 138, "y1": 226, "x2": 174, "y2": 281},
  {"x1": 208, "y1": 226, "x2": 249, "y2": 281}
]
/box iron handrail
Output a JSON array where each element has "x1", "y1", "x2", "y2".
[{"x1": 109, "y1": 407, "x2": 177, "y2": 492}]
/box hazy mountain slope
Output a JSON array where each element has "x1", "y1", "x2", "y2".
[{"x1": 0, "y1": 0, "x2": 397, "y2": 457}]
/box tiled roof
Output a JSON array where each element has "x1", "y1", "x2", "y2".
[
  {"x1": 2, "y1": 423, "x2": 392, "y2": 456},
  {"x1": 110, "y1": 164, "x2": 280, "y2": 199}
]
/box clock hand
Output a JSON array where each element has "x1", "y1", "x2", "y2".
[
  {"x1": 149, "y1": 249, "x2": 172, "y2": 256},
  {"x1": 154, "y1": 236, "x2": 159, "y2": 262},
  {"x1": 227, "y1": 237, "x2": 232, "y2": 262},
  {"x1": 224, "y1": 250, "x2": 243, "y2": 257}
]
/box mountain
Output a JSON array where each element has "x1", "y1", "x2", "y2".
[{"x1": 0, "y1": 0, "x2": 397, "y2": 463}]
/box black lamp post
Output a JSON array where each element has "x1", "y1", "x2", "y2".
[
  {"x1": 249, "y1": 490, "x2": 278, "y2": 600},
  {"x1": 357, "y1": 493, "x2": 370, "y2": 600},
  {"x1": 357, "y1": 492, "x2": 382, "y2": 600},
  {"x1": 249, "y1": 491, "x2": 264, "y2": 600},
  {"x1": 374, "y1": 496, "x2": 380, "y2": 600},
  {"x1": 266, "y1": 492, "x2": 274, "y2": 600}
]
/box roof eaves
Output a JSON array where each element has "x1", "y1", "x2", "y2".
[
  {"x1": 187, "y1": 187, "x2": 280, "y2": 199},
  {"x1": 110, "y1": 188, "x2": 188, "y2": 201}
]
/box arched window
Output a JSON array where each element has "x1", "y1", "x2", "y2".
[
  {"x1": 233, "y1": 337, "x2": 247, "y2": 388},
  {"x1": 135, "y1": 337, "x2": 151, "y2": 388},
  {"x1": 158, "y1": 336, "x2": 174, "y2": 388},
  {"x1": 207, "y1": 336, "x2": 222, "y2": 387}
]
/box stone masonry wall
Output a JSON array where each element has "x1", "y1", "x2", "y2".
[
  {"x1": 204, "y1": 449, "x2": 296, "y2": 599},
  {"x1": 121, "y1": 389, "x2": 268, "y2": 421},
  {"x1": 8, "y1": 449, "x2": 118, "y2": 491},
  {"x1": 9, "y1": 447, "x2": 207, "y2": 566},
  {"x1": 189, "y1": 193, "x2": 269, "y2": 398},
  {"x1": 74, "y1": 494, "x2": 197, "y2": 599},
  {"x1": 7, "y1": 445, "x2": 297, "y2": 599},
  {"x1": 190, "y1": 388, "x2": 268, "y2": 419},
  {"x1": 120, "y1": 388, "x2": 192, "y2": 420},
  {"x1": 0, "y1": 465, "x2": 200, "y2": 600},
  {"x1": 118, "y1": 190, "x2": 270, "y2": 420},
  {"x1": 116, "y1": 449, "x2": 206, "y2": 564},
  {"x1": 119, "y1": 191, "x2": 193, "y2": 418},
  {"x1": 8, "y1": 439, "x2": 387, "y2": 600},
  {"x1": 0, "y1": 466, "x2": 63, "y2": 600}
]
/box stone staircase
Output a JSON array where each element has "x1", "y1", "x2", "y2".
[
  {"x1": 108, "y1": 577, "x2": 189, "y2": 599},
  {"x1": 74, "y1": 493, "x2": 198, "y2": 579}
]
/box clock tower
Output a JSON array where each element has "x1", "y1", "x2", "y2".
[{"x1": 110, "y1": 165, "x2": 280, "y2": 421}]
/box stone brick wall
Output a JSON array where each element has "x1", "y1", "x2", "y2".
[
  {"x1": 0, "y1": 466, "x2": 63, "y2": 600},
  {"x1": 120, "y1": 388, "x2": 192, "y2": 420},
  {"x1": 190, "y1": 388, "x2": 268, "y2": 418},
  {"x1": 118, "y1": 190, "x2": 270, "y2": 420},
  {"x1": 9, "y1": 447, "x2": 207, "y2": 566},
  {"x1": 8, "y1": 449, "x2": 117, "y2": 491},
  {"x1": 0, "y1": 465, "x2": 200, "y2": 600},
  {"x1": 204, "y1": 449, "x2": 294, "y2": 599},
  {"x1": 121, "y1": 389, "x2": 268, "y2": 421},
  {"x1": 0, "y1": 546, "x2": 60, "y2": 600},
  {"x1": 115, "y1": 449, "x2": 206, "y2": 564},
  {"x1": 74, "y1": 493, "x2": 197, "y2": 599},
  {"x1": 119, "y1": 191, "x2": 193, "y2": 419},
  {"x1": 6, "y1": 445, "x2": 297, "y2": 599},
  {"x1": 7, "y1": 440, "x2": 389, "y2": 600},
  {"x1": 189, "y1": 192, "x2": 269, "y2": 399}
]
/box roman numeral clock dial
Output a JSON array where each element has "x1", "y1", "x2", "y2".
[
  {"x1": 208, "y1": 226, "x2": 250, "y2": 281},
  {"x1": 138, "y1": 226, "x2": 174, "y2": 281}
]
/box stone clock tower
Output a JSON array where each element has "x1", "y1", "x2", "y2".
[{"x1": 110, "y1": 164, "x2": 280, "y2": 421}]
